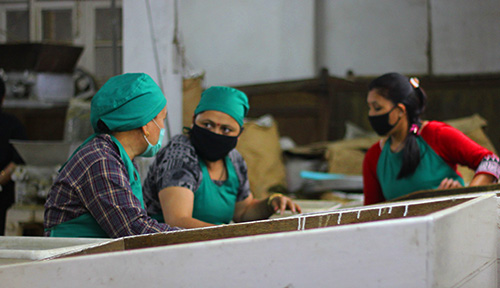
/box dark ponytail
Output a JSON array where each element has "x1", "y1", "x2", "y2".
[{"x1": 369, "y1": 73, "x2": 427, "y2": 178}]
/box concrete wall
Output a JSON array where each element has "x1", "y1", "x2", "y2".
[
  {"x1": 123, "y1": 0, "x2": 182, "y2": 139},
  {"x1": 316, "y1": 0, "x2": 428, "y2": 77},
  {"x1": 431, "y1": 0, "x2": 500, "y2": 75},
  {"x1": 178, "y1": 0, "x2": 500, "y2": 86},
  {"x1": 178, "y1": 0, "x2": 316, "y2": 86},
  {"x1": 123, "y1": 0, "x2": 500, "y2": 133}
]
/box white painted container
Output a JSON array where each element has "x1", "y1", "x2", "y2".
[
  {"x1": 0, "y1": 237, "x2": 112, "y2": 266},
  {"x1": 0, "y1": 195, "x2": 496, "y2": 288},
  {"x1": 389, "y1": 186, "x2": 500, "y2": 287}
]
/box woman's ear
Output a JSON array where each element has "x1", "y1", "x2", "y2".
[
  {"x1": 141, "y1": 126, "x2": 150, "y2": 137},
  {"x1": 397, "y1": 103, "x2": 407, "y2": 116}
]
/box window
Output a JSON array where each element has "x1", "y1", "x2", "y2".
[
  {"x1": 42, "y1": 9, "x2": 72, "y2": 43},
  {"x1": 94, "y1": 7, "x2": 122, "y2": 85},
  {"x1": 6, "y1": 10, "x2": 29, "y2": 42},
  {"x1": 0, "y1": 1, "x2": 123, "y2": 86}
]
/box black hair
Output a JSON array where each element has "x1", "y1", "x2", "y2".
[
  {"x1": 0, "y1": 77, "x2": 5, "y2": 106},
  {"x1": 97, "y1": 119, "x2": 111, "y2": 133},
  {"x1": 368, "y1": 72, "x2": 427, "y2": 178}
]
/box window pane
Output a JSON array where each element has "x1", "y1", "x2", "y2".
[
  {"x1": 95, "y1": 46, "x2": 122, "y2": 85},
  {"x1": 7, "y1": 10, "x2": 29, "y2": 42},
  {"x1": 95, "y1": 8, "x2": 122, "y2": 41},
  {"x1": 42, "y1": 9, "x2": 72, "y2": 43}
]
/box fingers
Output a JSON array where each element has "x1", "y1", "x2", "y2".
[
  {"x1": 271, "y1": 202, "x2": 279, "y2": 213},
  {"x1": 294, "y1": 203, "x2": 302, "y2": 214},
  {"x1": 271, "y1": 196, "x2": 300, "y2": 215},
  {"x1": 438, "y1": 178, "x2": 463, "y2": 190},
  {"x1": 450, "y1": 180, "x2": 462, "y2": 188},
  {"x1": 279, "y1": 197, "x2": 287, "y2": 215}
]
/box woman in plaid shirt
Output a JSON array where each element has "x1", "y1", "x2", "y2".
[{"x1": 44, "y1": 73, "x2": 178, "y2": 238}]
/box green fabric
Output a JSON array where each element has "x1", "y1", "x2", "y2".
[
  {"x1": 192, "y1": 156, "x2": 240, "y2": 224},
  {"x1": 109, "y1": 135, "x2": 145, "y2": 209},
  {"x1": 194, "y1": 86, "x2": 249, "y2": 127},
  {"x1": 377, "y1": 137, "x2": 464, "y2": 200},
  {"x1": 91, "y1": 73, "x2": 166, "y2": 133},
  {"x1": 150, "y1": 213, "x2": 164, "y2": 222},
  {"x1": 48, "y1": 213, "x2": 109, "y2": 238}
]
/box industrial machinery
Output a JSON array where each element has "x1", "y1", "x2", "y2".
[
  {"x1": 0, "y1": 43, "x2": 84, "y2": 104},
  {"x1": 9, "y1": 141, "x2": 78, "y2": 205}
]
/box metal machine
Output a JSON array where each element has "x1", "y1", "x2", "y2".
[
  {"x1": 9, "y1": 141, "x2": 78, "y2": 205},
  {"x1": 0, "y1": 43, "x2": 84, "y2": 104}
]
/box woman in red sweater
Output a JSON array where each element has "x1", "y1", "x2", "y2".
[{"x1": 363, "y1": 73, "x2": 500, "y2": 205}]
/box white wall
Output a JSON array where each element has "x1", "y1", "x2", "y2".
[
  {"x1": 314, "y1": 0, "x2": 500, "y2": 77},
  {"x1": 431, "y1": 0, "x2": 500, "y2": 75},
  {"x1": 177, "y1": 0, "x2": 500, "y2": 84},
  {"x1": 178, "y1": 0, "x2": 316, "y2": 86},
  {"x1": 316, "y1": 0, "x2": 429, "y2": 77},
  {"x1": 123, "y1": 0, "x2": 182, "y2": 139},
  {"x1": 121, "y1": 0, "x2": 500, "y2": 135}
]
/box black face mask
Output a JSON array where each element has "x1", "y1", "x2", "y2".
[
  {"x1": 189, "y1": 124, "x2": 239, "y2": 162},
  {"x1": 368, "y1": 106, "x2": 401, "y2": 136}
]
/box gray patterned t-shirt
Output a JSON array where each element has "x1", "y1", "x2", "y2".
[{"x1": 142, "y1": 134, "x2": 251, "y2": 216}]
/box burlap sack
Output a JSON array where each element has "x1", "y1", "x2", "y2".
[
  {"x1": 326, "y1": 136, "x2": 379, "y2": 175},
  {"x1": 236, "y1": 117, "x2": 287, "y2": 199},
  {"x1": 182, "y1": 76, "x2": 203, "y2": 128},
  {"x1": 445, "y1": 113, "x2": 496, "y2": 154},
  {"x1": 445, "y1": 114, "x2": 496, "y2": 183}
]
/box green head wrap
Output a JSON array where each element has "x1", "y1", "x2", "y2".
[
  {"x1": 194, "y1": 86, "x2": 249, "y2": 127},
  {"x1": 91, "y1": 73, "x2": 166, "y2": 133}
]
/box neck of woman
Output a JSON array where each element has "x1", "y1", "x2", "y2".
[
  {"x1": 205, "y1": 159, "x2": 226, "y2": 180},
  {"x1": 389, "y1": 121, "x2": 409, "y2": 152},
  {"x1": 113, "y1": 130, "x2": 144, "y2": 161}
]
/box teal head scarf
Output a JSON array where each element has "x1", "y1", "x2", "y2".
[
  {"x1": 91, "y1": 73, "x2": 166, "y2": 133},
  {"x1": 194, "y1": 86, "x2": 249, "y2": 127}
]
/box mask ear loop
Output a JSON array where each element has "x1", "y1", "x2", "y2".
[
  {"x1": 237, "y1": 126, "x2": 245, "y2": 136},
  {"x1": 152, "y1": 119, "x2": 161, "y2": 129},
  {"x1": 144, "y1": 119, "x2": 160, "y2": 143}
]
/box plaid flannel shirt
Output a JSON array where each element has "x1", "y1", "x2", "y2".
[{"x1": 44, "y1": 134, "x2": 178, "y2": 238}]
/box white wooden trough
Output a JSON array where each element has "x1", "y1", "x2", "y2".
[
  {"x1": 0, "y1": 237, "x2": 113, "y2": 267},
  {"x1": 0, "y1": 194, "x2": 496, "y2": 288},
  {"x1": 390, "y1": 184, "x2": 500, "y2": 287}
]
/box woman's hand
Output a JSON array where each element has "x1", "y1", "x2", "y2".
[
  {"x1": 268, "y1": 193, "x2": 302, "y2": 215},
  {"x1": 437, "y1": 178, "x2": 463, "y2": 190}
]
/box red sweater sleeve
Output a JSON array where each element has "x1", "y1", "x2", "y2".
[
  {"x1": 363, "y1": 141, "x2": 385, "y2": 205},
  {"x1": 420, "y1": 121, "x2": 494, "y2": 172}
]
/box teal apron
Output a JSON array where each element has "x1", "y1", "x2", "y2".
[
  {"x1": 192, "y1": 156, "x2": 240, "y2": 225},
  {"x1": 47, "y1": 134, "x2": 144, "y2": 238},
  {"x1": 377, "y1": 137, "x2": 464, "y2": 200}
]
